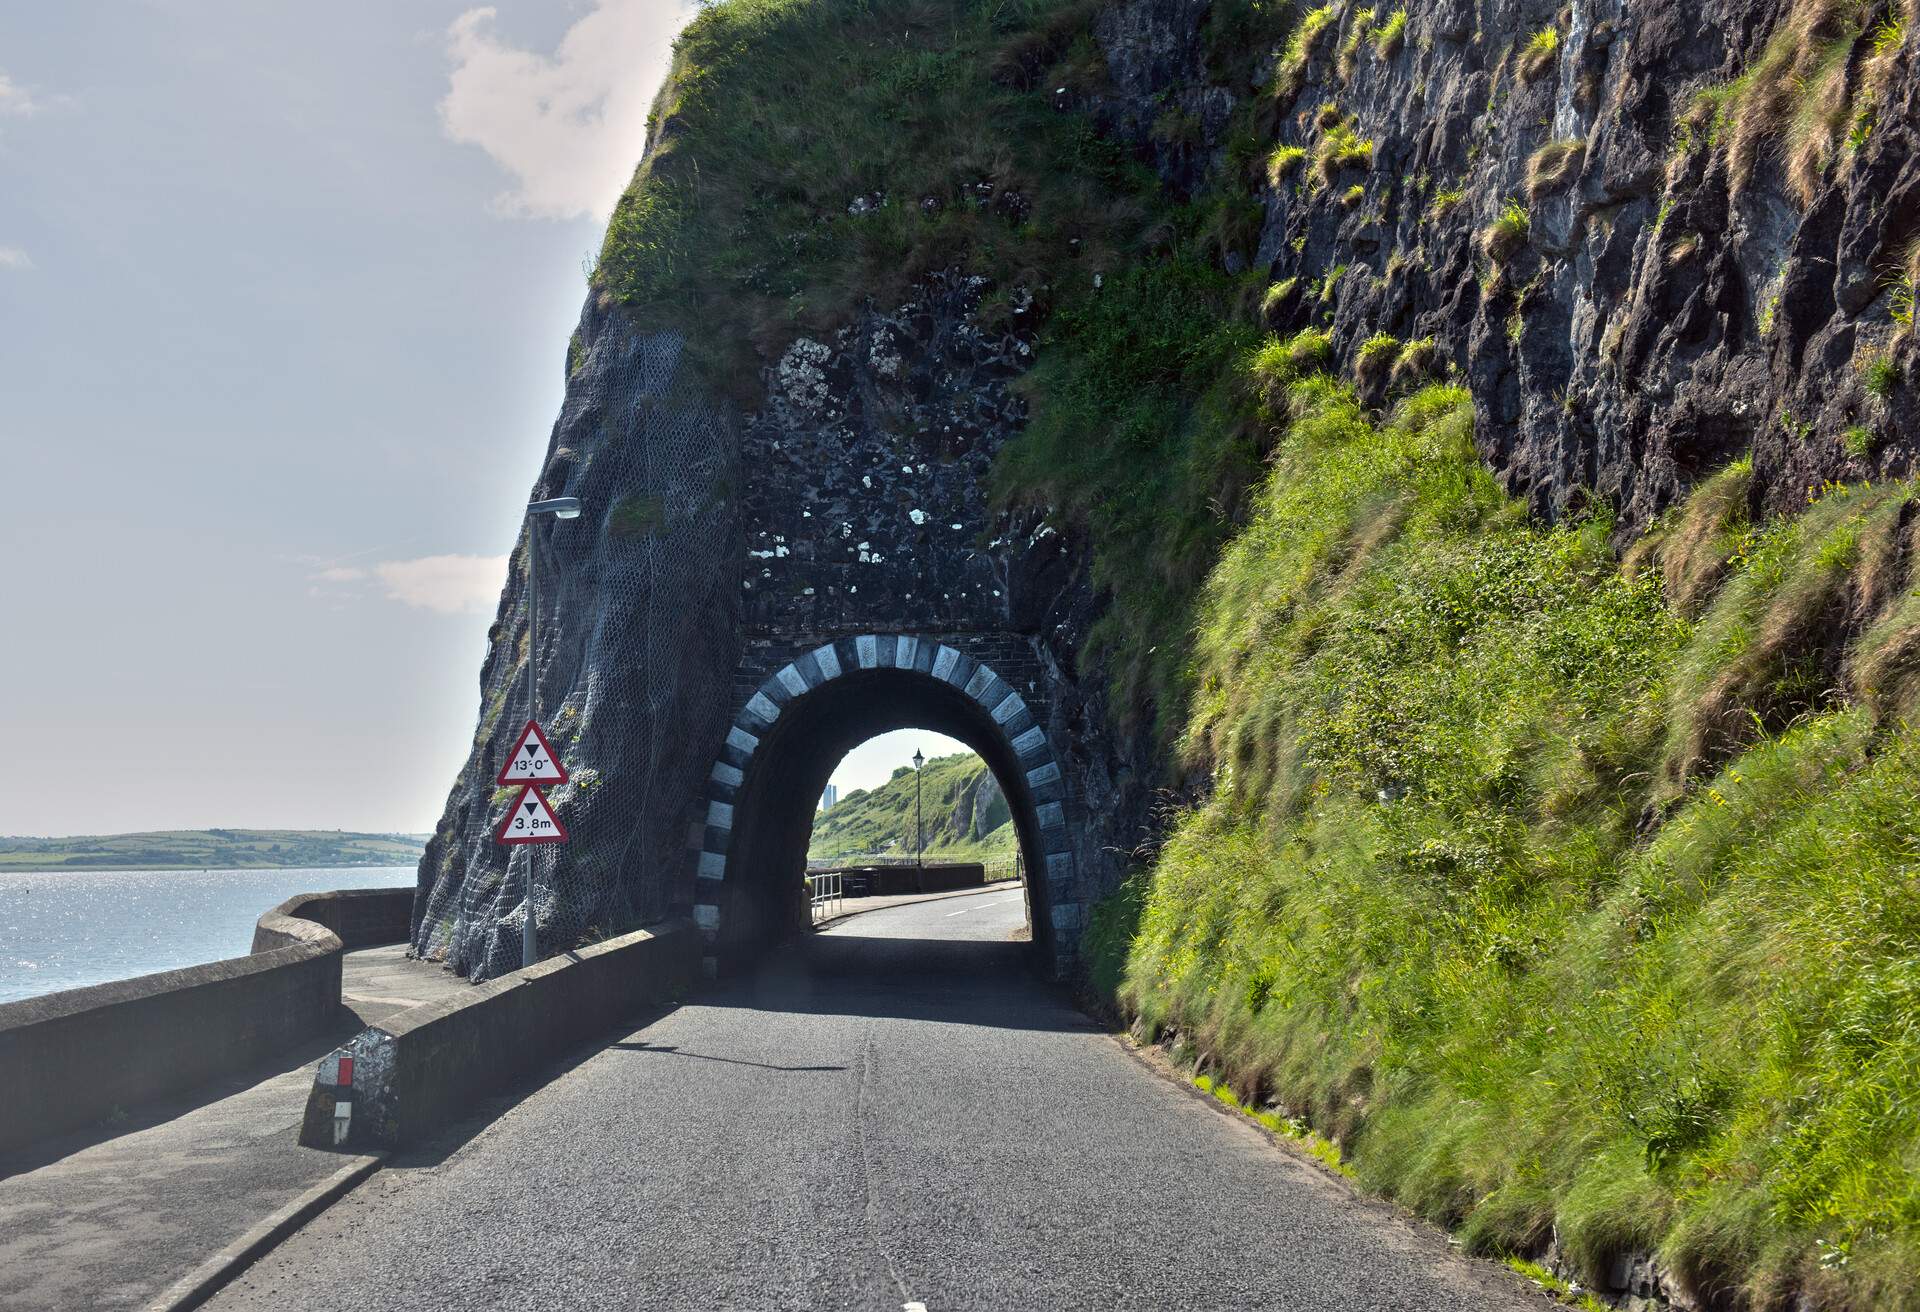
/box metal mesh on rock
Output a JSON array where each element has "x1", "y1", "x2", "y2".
[{"x1": 409, "y1": 295, "x2": 741, "y2": 981}]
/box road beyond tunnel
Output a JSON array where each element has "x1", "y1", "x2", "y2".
[{"x1": 207, "y1": 890, "x2": 1546, "y2": 1311}]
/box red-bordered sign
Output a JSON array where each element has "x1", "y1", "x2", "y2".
[
  {"x1": 496, "y1": 784, "x2": 568, "y2": 845},
  {"x1": 497, "y1": 719, "x2": 569, "y2": 787}
]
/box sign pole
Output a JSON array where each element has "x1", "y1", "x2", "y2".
[
  {"x1": 502, "y1": 495, "x2": 576, "y2": 970},
  {"x1": 523, "y1": 517, "x2": 539, "y2": 971}
]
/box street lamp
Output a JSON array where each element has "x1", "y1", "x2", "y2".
[
  {"x1": 520, "y1": 496, "x2": 581, "y2": 969},
  {"x1": 912, "y1": 748, "x2": 925, "y2": 880}
]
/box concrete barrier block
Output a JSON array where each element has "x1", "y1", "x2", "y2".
[{"x1": 300, "y1": 919, "x2": 701, "y2": 1151}]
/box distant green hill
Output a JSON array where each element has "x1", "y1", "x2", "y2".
[
  {"x1": 810, "y1": 752, "x2": 1016, "y2": 863},
  {"x1": 0, "y1": 829, "x2": 428, "y2": 872}
]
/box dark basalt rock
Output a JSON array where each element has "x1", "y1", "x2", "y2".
[{"x1": 1098, "y1": 0, "x2": 1920, "y2": 532}]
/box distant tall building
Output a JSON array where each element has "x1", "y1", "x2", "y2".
[{"x1": 819, "y1": 784, "x2": 838, "y2": 812}]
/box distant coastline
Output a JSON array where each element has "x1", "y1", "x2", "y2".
[{"x1": 0, "y1": 828, "x2": 428, "y2": 873}]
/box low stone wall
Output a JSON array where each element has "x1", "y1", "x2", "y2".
[
  {"x1": 829, "y1": 862, "x2": 987, "y2": 898},
  {"x1": 251, "y1": 887, "x2": 415, "y2": 954},
  {"x1": 301, "y1": 919, "x2": 700, "y2": 1150},
  {"x1": 0, "y1": 886, "x2": 414, "y2": 1159}
]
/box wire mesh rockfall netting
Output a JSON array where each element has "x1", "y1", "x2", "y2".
[{"x1": 409, "y1": 295, "x2": 741, "y2": 981}]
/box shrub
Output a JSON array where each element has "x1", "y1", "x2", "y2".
[
  {"x1": 1340, "y1": 183, "x2": 1365, "y2": 207},
  {"x1": 1525, "y1": 139, "x2": 1586, "y2": 197},
  {"x1": 1316, "y1": 100, "x2": 1345, "y2": 129},
  {"x1": 1373, "y1": 8, "x2": 1408, "y2": 57},
  {"x1": 1865, "y1": 14, "x2": 1908, "y2": 99},
  {"x1": 1338, "y1": 8, "x2": 1376, "y2": 79},
  {"x1": 1480, "y1": 200, "x2": 1530, "y2": 263},
  {"x1": 1266, "y1": 144, "x2": 1308, "y2": 185},
  {"x1": 1261, "y1": 276, "x2": 1301, "y2": 323},
  {"x1": 1843, "y1": 424, "x2": 1875, "y2": 456},
  {"x1": 1314, "y1": 121, "x2": 1375, "y2": 183},
  {"x1": 1706, "y1": 0, "x2": 1870, "y2": 204},
  {"x1": 1277, "y1": 5, "x2": 1342, "y2": 97},
  {"x1": 1863, "y1": 352, "x2": 1900, "y2": 398},
  {"x1": 1250, "y1": 327, "x2": 1334, "y2": 395},
  {"x1": 1890, "y1": 239, "x2": 1918, "y2": 326},
  {"x1": 1355, "y1": 331, "x2": 1400, "y2": 384},
  {"x1": 1519, "y1": 26, "x2": 1559, "y2": 82},
  {"x1": 1428, "y1": 186, "x2": 1466, "y2": 220},
  {"x1": 1389, "y1": 335, "x2": 1436, "y2": 389}
]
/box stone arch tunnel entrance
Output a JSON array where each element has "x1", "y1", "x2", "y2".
[{"x1": 693, "y1": 633, "x2": 1079, "y2": 976}]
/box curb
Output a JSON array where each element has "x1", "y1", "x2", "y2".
[
  {"x1": 810, "y1": 879, "x2": 1024, "y2": 931},
  {"x1": 144, "y1": 1151, "x2": 385, "y2": 1312}
]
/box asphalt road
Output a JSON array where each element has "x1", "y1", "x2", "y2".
[{"x1": 208, "y1": 888, "x2": 1546, "y2": 1311}]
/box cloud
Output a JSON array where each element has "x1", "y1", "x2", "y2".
[
  {"x1": 0, "y1": 248, "x2": 31, "y2": 271},
  {"x1": 372, "y1": 554, "x2": 509, "y2": 615},
  {"x1": 0, "y1": 73, "x2": 38, "y2": 118},
  {"x1": 313, "y1": 565, "x2": 367, "y2": 583},
  {"x1": 439, "y1": 0, "x2": 694, "y2": 220}
]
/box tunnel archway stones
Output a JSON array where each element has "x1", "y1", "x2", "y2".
[{"x1": 693, "y1": 633, "x2": 1081, "y2": 977}]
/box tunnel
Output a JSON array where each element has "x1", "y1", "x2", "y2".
[{"x1": 692, "y1": 634, "x2": 1080, "y2": 977}]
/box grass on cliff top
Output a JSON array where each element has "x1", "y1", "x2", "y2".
[
  {"x1": 1092, "y1": 349, "x2": 1920, "y2": 1309},
  {"x1": 594, "y1": 0, "x2": 1157, "y2": 389}
]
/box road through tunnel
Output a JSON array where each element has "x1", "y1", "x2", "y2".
[{"x1": 693, "y1": 634, "x2": 1081, "y2": 979}]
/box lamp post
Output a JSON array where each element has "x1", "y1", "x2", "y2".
[
  {"x1": 520, "y1": 495, "x2": 581, "y2": 969},
  {"x1": 912, "y1": 748, "x2": 925, "y2": 882}
]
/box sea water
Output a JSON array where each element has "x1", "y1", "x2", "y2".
[{"x1": 0, "y1": 866, "x2": 414, "y2": 1004}]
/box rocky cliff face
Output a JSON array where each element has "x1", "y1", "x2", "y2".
[
  {"x1": 413, "y1": 181, "x2": 1153, "y2": 981},
  {"x1": 1093, "y1": 0, "x2": 1917, "y2": 530},
  {"x1": 416, "y1": 0, "x2": 1916, "y2": 992},
  {"x1": 410, "y1": 302, "x2": 742, "y2": 980}
]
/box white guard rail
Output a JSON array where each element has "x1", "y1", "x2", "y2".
[{"x1": 807, "y1": 870, "x2": 844, "y2": 924}]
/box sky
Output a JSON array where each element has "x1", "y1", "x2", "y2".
[{"x1": 0, "y1": 0, "x2": 958, "y2": 837}]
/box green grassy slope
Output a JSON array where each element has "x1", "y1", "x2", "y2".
[
  {"x1": 809, "y1": 752, "x2": 1015, "y2": 861},
  {"x1": 1084, "y1": 342, "x2": 1920, "y2": 1308},
  {"x1": 0, "y1": 829, "x2": 428, "y2": 872},
  {"x1": 617, "y1": 1, "x2": 1920, "y2": 1304}
]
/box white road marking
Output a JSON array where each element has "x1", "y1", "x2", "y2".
[
  {"x1": 904, "y1": 1303, "x2": 929, "y2": 1312},
  {"x1": 944, "y1": 906, "x2": 974, "y2": 916}
]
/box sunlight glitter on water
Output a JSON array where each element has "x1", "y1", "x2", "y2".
[{"x1": 0, "y1": 866, "x2": 413, "y2": 1004}]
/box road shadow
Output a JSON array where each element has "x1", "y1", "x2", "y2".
[
  {"x1": 373, "y1": 1001, "x2": 683, "y2": 1172},
  {"x1": 714, "y1": 931, "x2": 1100, "y2": 1035}
]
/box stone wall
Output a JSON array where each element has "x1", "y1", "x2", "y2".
[{"x1": 0, "y1": 886, "x2": 412, "y2": 1158}]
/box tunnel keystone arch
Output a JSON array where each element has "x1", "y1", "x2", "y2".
[{"x1": 695, "y1": 633, "x2": 1081, "y2": 976}]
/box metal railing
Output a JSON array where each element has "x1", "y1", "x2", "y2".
[
  {"x1": 981, "y1": 853, "x2": 1025, "y2": 886},
  {"x1": 806, "y1": 870, "x2": 844, "y2": 924}
]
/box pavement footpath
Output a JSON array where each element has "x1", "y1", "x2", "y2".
[
  {"x1": 0, "y1": 946, "x2": 465, "y2": 1312},
  {"x1": 0, "y1": 886, "x2": 1020, "y2": 1312}
]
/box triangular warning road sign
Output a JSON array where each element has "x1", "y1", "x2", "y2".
[
  {"x1": 497, "y1": 719, "x2": 568, "y2": 786},
  {"x1": 495, "y1": 785, "x2": 568, "y2": 845}
]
